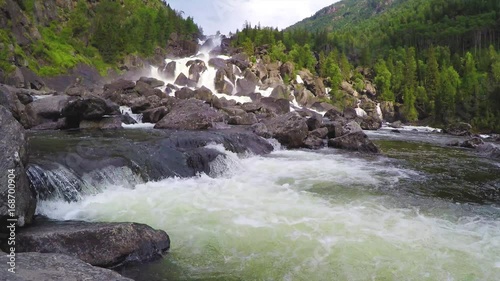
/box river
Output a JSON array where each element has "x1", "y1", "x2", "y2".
[{"x1": 33, "y1": 127, "x2": 500, "y2": 281}]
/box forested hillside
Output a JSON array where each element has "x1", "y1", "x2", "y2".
[
  {"x1": 289, "y1": 0, "x2": 403, "y2": 32},
  {"x1": 0, "y1": 0, "x2": 200, "y2": 77},
  {"x1": 232, "y1": 0, "x2": 500, "y2": 132}
]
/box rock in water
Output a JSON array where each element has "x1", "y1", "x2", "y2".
[
  {"x1": 155, "y1": 99, "x2": 225, "y2": 130},
  {"x1": 7, "y1": 220, "x2": 170, "y2": 268},
  {"x1": 328, "y1": 131, "x2": 380, "y2": 153},
  {"x1": 264, "y1": 112, "x2": 309, "y2": 148},
  {"x1": 0, "y1": 105, "x2": 36, "y2": 227},
  {"x1": 0, "y1": 252, "x2": 133, "y2": 281},
  {"x1": 444, "y1": 122, "x2": 472, "y2": 136}
]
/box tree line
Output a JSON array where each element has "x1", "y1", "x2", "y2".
[{"x1": 231, "y1": 0, "x2": 500, "y2": 132}]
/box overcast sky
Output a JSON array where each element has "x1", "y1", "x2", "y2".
[{"x1": 166, "y1": 0, "x2": 337, "y2": 35}]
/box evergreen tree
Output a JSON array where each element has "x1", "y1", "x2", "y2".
[{"x1": 374, "y1": 59, "x2": 394, "y2": 101}]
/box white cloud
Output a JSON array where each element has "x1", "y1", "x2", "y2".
[{"x1": 167, "y1": 0, "x2": 337, "y2": 35}]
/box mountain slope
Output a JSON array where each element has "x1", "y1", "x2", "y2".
[
  {"x1": 288, "y1": 0, "x2": 405, "y2": 32},
  {"x1": 0, "y1": 0, "x2": 201, "y2": 81}
]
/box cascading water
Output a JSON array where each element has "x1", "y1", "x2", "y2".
[
  {"x1": 31, "y1": 37, "x2": 500, "y2": 280},
  {"x1": 37, "y1": 140, "x2": 500, "y2": 280}
]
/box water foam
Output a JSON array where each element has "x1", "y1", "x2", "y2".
[{"x1": 37, "y1": 148, "x2": 500, "y2": 280}]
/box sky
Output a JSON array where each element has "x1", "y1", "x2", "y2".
[{"x1": 166, "y1": 0, "x2": 337, "y2": 35}]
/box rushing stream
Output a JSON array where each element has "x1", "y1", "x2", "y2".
[{"x1": 34, "y1": 128, "x2": 500, "y2": 281}]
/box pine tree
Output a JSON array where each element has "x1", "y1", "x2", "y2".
[{"x1": 374, "y1": 59, "x2": 394, "y2": 101}]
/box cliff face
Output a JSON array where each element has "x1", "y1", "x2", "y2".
[{"x1": 0, "y1": 0, "x2": 201, "y2": 90}]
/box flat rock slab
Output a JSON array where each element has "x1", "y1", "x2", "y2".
[
  {"x1": 6, "y1": 220, "x2": 170, "y2": 268},
  {"x1": 0, "y1": 252, "x2": 132, "y2": 281}
]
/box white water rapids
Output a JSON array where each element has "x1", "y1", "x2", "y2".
[{"x1": 37, "y1": 144, "x2": 500, "y2": 280}]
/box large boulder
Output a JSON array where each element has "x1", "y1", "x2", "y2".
[
  {"x1": 5, "y1": 220, "x2": 170, "y2": 268},
  {"x1": 264, "y1": 112, "x2": 309, "y2": 148},
  {"x1": 138, "y1": 77, "x2": 165, "y2": 88},
  {"x1": 25, "y1": 95, "x2": 73, "y2": 128},
  {"x1": 175, "y1": 87, "x2": 196, "y2": 100},
  {"x1": 61, "y1": 96, "x2": 119, "y2": 127},
  {"x1": 214, "y1": 69, "x2": 234, "y2": 95},
  {"x1": 270, "y1": 84, "x2": 290, "y2": 100},
  {"x1": 477, "y1": 143, "x2": 500, "y2": 159},
  {"x1": 236, "y1": 69, "x2": 259, "y2": 95},
  {"x1": 0, "y1": 106, "x2": 36, "y2": 228},
  {"x1": 260, "y1": 97, "x2": 290, "y2": 115},
  {"x1": 159, "y1": 61, "x2": 176, "y2": 80},
  {"x1": 280, "y1": 61, "x2": 294, "y2": 78},
  {"x1": 328, "y1": 131, "x2": 380, "y2": 153},
  {"x1": 79, "y1": 116, "x2": 123, "y2": 130},
  {"x1": 155, "y1": 99, "x2": 225, "y2": 130},
  {"x1": 444, "y1": 122, "x2": 472, "y2": 136},
  {"x1": 358, "y1": 115, "x2": 383, "y2": 130},
  {"x1": 142, "y1": 106, "x2": 169, "y2": 123},
  {"x1": 188, "y1": 60, "x2": 208, "y2": 83},
  {"x1": 0, "y1": 252, "x2": 133, "y2": 281},
  {"x1": 228, "y1": 112, "x2": 258, "y2": 125},
  {"x1": 228, "y1": 54, "x2": 250, "y2": 71}
]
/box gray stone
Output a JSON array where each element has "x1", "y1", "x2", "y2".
[
  {"x1": 328, "y1": 131, "x2": 379, "y2": 153},
  {"x1": 5, "y1": 220, "x2": 170, "y2": 268},
  {"x1": 0, "y1": 252, "x2": 133, "y2": 281},
  {"x1": 0, "y1": 105, "x2": 36, "y2": 227}
]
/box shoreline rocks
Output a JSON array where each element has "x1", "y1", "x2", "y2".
[
  {"x1": 0, "y1": 105, "x2": 36, "y2": 228},
  {"x1": 4, "y1": 220, "x2": 170, "y2": 268},
  {"x1": 0, "y1": 252, "x2": 133, "y2": 281}
]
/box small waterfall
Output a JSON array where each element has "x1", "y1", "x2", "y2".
[
  {"x1": 27, "y1": 163, "x2": 143, "y2": 202},
  {"x1": 120, "y1": 106, "x2": 143, "y2": 123}
]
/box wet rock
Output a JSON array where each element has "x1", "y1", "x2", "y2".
[
  {"x1": 142, "y1": 106, "x2": 169, "y2": 123},
  {"x1": 311, "y1": 102, "x2": 336, "y2": 113},
  {"x1": 65, "y1": 85, "x2": 90, "y2": 97},
  {"x1": 16, "y1": 92, "x2": 33, "y2": 105},
  {"x1": 343, "y1": 107, "x2": 358, "y2": 120},
  {"x1": 294, "y1": 86, "x2": 317, "y2": 107},
  {"x1": 193, "y1": 86, "x2": 214, "y2": 102},
  {"x1": 304, "y1": 135, "x2": 324, "y2": 149},
  {"x1": 328, "y1": 131, "x2": 379, "y2": 153},
  {"x1": 175, "y1": 87, "x2": 195, "y2": 100},
  {"x1": 208, "y1": 58, "x2": 226, "y2": 69},
  {"x1": 270, "y1": 84, "x2": 290, "y2": 100},
  {"x1": 138, "y1": 77, "x2": 165, "y2": 88},
  {"x1": 260, "y1": 97, "x2": 290, "y2": 115},
  {"x1": 306, "y1": 115, "x2": 323, "y2": 131},
  {"x1": 380, "y1": 101, "x2": 396, "y2": 122},
  {"x1": 309, "y1": 127, "x2": 329, "y2": 139},
  {"x1": 264, "y1": 112, "x2": 309, "y2": 148},
  {"x1": 228, "y1": 54, "x2": 250, "y2": 71},
  {"x1": 477, "y1": 143, "x2": 500, "y2": 159},
  {"x1": 0, "y1": 105, "x2": 36, "y2": 228},
  {"x1": 228, "y1": 113, "x2": 258, "y2": 125},
  {"x1": 121, "y1": 113, "x2": 137, "y2": 125},
  {"x1": 79, "y1": 116, "x2": 123, "y2": 130},
  {"x1": 214, "y1": 69, "x2": 234, "y2": 95},
  {"x1": 129, "y1": 96, "x2": 151, "y2": 113},
  {"x1": 31, "y1": 118, "x2": 67, "y2": 130},
  {"x1": 25, "y1": 95, "x2": 74, "y2": 128},
  {"x1": 155, "y1": 99, "x2": 225, "y2": 130},
  {"x1": 7, "y1": 220, "x2": 170, "y2": 268},
  {"x1": 104, "y1": 79, "x2": 135, "y2": 92},
  {"x1": 241, "y1": 102, "x2": 261, "y2": 113},
  {"x1": 174, "y1": 73, "x2": 190, "y2": 87},
  {"x1": 251, "y1": 122, "x2": 271, "y2": 138},
  {"x1": 159, "y1": 61, "x2": 176, "y2": 80},
  {"x1": 0, "y1": 252, "x2": 133, "y2": 281},
  {"x1": 324, "y1": 108, "x2": 343, "y2": 121},
  {"x1": 358, "y1": 115, "x2": 382, "y2": 130},
  {"x1": 236, "y1": 70, "x2": 259, "y2": 95},
  {"x1": 389, "y1": 120, "x2": 403, "y2": 128},
  {"x1": 188, "y1": 61, "x2": 208, "y2": 83},
  {"x1": 62, "y1": 96, "x2": 119, "y2": 124},
  {"x1": 444, "y1": 122, "x2": 472, "y2": 136},
  {"x1": 280, "y1": 61, "x2": 294, "y2": 78}
]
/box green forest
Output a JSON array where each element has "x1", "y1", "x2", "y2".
[
  {"x1": 231, "y1": 0, "x2": 500, "y2": 132},
  {"x1": 0, "y1": 0, "x2": 200, "y2": 76}
]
